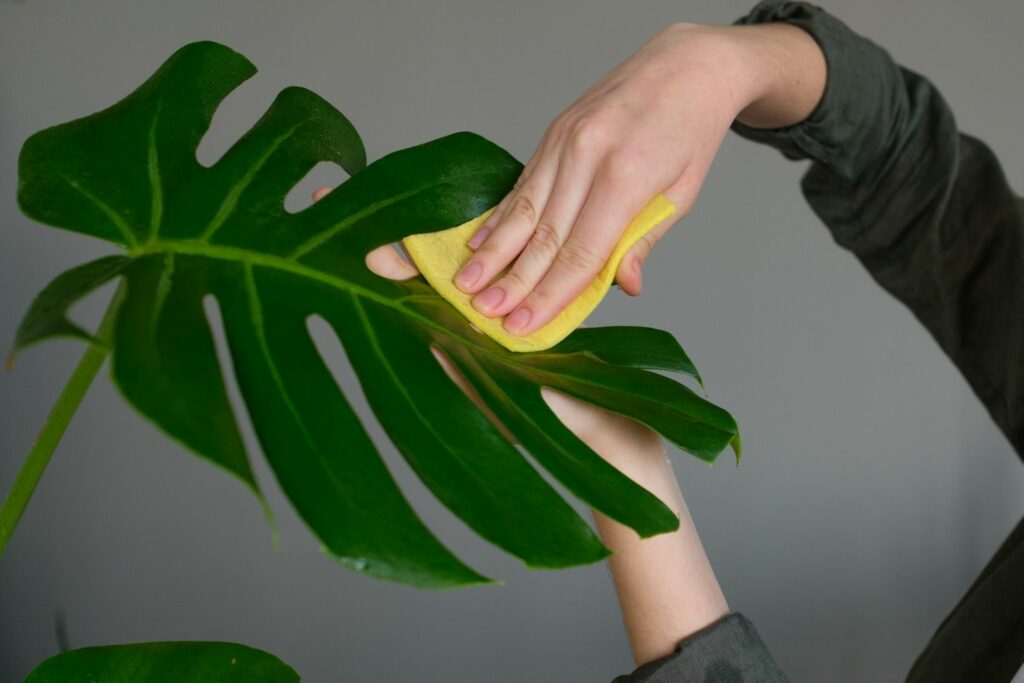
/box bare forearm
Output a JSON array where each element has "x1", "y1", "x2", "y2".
[
  {"x1": 559, "y1": 400, "x2": 728, "y2": 666},
  {"x1": 590, "y1": 26, "x2": 821, "y2": 661},
  {"x1": 594, "y1": 462, "x2": 727, "y2": 666},
  {"x1": 518, "y1": 28, "x2": 824, "y2": 663}
]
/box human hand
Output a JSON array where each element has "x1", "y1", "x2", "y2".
[
  {"x1": 312, "y1": 188, "x2": 726, "y2": 661},
  {"x1": 313, "y1": 21, "x2": 827, "y2": 658},
  {"x1": 313, "y1": 185, "x2": 423, "y2": 281},
  {"x1": 310, "y1": 186, "x2": 653, "y2": 450},
  {"x1": 314, "y1": 184, "x2": 666, "y2": 460},
  {"x1": 451, "y1": 22, "x2": 825, "y2": 337}
]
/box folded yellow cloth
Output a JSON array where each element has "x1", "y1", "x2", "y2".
[{"x1": 403, "y1": 194, "x2": 676, "y2": 353}]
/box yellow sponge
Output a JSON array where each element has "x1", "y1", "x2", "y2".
[{"x1": 403, "y1": 194, "x2": 676, "y2": 353}]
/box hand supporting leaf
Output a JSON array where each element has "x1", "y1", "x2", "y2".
[{"x1": 9, "y1": 41, "x2": 740, "y2": 588}]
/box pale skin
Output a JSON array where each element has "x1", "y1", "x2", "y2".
[{"x1": 316, "y1": 20, "x2": 825, "y2": 667}]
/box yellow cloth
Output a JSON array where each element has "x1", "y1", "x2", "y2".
[{"x1": 403, "y1": 194, "x2": 676, "y2": 353}]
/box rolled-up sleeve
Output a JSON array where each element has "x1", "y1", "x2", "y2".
[
  {"x1": 733, "y1": 1, "x2": 1024, "y2": 458},
  {"x1": 618, "y1": 2, "x2": 1024, "y2": 680},
  {"x1": 613, "y1": 614, "x2": 788, "y2": 682}
]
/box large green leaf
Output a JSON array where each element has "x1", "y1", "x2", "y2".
[
  {"x1": 13, "y1": 41, "x2": 740, "y2": 587},
  {"x1": 23, "y1": 641, "x2": 299, "y2": 682}
]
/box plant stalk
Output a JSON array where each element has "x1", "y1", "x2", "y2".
[{"x1": 0, "y1": 283, "x2": 125, "y2": 555}]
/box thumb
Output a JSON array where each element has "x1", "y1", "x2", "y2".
[
  {"x1": 615, "y1": 212, "x2": 674, "y2": 296},
  {"x1": 616, "y1": 183, "x2": 694, "y2": 296},
  {"x1": 314, "y1": 185, "x2": 419, "y2": 281}
]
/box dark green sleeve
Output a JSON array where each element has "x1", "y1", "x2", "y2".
[
  {"x1": 733, "y1": 1, "x2": 1024, "y2": 460},
  {"x1": 617, "y1": 3, "x2": 1024, "y2": 681},
  {"x1": 612, "y1": 614, "x2": 788, "y2": 683},
  {"x1": 731, "y1": 3, "x2": 1024, "y2": 680}
]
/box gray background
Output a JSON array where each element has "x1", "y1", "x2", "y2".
[{"x1": 2, "y1": 1, "x2": 1022, "y2": 681}]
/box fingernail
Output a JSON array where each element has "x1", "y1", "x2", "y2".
[
  {"x1": 467, "y1": 226, "x2": 492, "y2": 250},
  {"x1": 504, "y1": 307, "x2": 532, "y2": 334},
  {"x1": 473, "y1": 286, "x2": 506, "y2": 313},
  {"x1": 455, "y1": 261, "x2": 483, "y2": 289}
]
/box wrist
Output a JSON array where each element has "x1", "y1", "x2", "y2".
[
  {"x1": 731, "y1": 22, "x2": 827, "y2": 129},
  {"x1": 658, "y1": 23, "x2": 768, "y2": 120}
]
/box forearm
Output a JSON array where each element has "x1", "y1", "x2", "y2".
[{"x1": 584, "y1": 420, "x2": 728, "y2": 665}]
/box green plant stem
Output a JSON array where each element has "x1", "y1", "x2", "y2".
[{"x1": 0, "y1": 283, "x2": 125, "y2": 555}]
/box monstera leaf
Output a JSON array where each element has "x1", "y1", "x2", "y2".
[
  {"x1": 9, "y1": 41, "x2": 740, "y2": 588},
  {"x1": 23, "y1": 641, "x2": 299, "y2": 682}
]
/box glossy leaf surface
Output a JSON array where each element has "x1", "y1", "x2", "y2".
[
  {"x1": 14, "y1": 41, "x2": 740, "y2": 587},
  {"x1": 23, "y1": 641, "x2": 299, "y2": 682}
]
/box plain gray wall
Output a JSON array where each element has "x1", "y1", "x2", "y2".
[{"x1": 2, "y1": 1, "x2": 1022, "y2": 681}]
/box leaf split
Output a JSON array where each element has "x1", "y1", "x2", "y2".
[{"x1": 13, "y1": 41, "x2": 740, "y2": 587}]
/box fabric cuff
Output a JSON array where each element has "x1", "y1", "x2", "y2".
[
  {"x1": 614, "y1": 612, "x2": 789, "y2": 682},
  {"x1": 730, "y1": 1, "x2": 901, "y2": 186}
]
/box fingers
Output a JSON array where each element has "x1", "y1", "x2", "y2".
[
  {"x1": 467, "y1": 153, "x2": 538, "y2": 250},
  {"x1": 469, "y1": 156, "x2": 593, "y2": 317},
  {"x1": 313, "y1": 186, "x2": 418, "y2": 280},
  {"x1": 454, "y1": 152, "x2": 561, "y2": 294},
  {"x1": 466, "y1": 125, "x2": 559, "y2": 251},
  {"x1": 503, "y1": 170, "x2": 649, "y2": 335},
  {"x1": 615, "y1": 233, "x2": 654, "y2": 298},
  {"x1": 365, "y1": 245, "x2": 419, "y2": 280},
  {"x1": 614, "y1": 216, "x2": 672, "y2": 296}
]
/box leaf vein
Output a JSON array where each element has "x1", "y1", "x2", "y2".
[
  {"x1": 287, "y1": 186, "x2": 423, "y2": 260},
  {"x1": 243, "y1": 262, "x2": 360, "y2": 517},
  {"x1": 149, "y1": 252, "x2": 175, "y2": 338},
  {"x1": 349, "y1": 294, "x2": 507, "y2": 506},
  {"x1": 61, "y1": 175, "x2": 138, "y2": 248},
  {"x1": 140, "y1": 241, "x2": 732, "y2": 438},
  {"x1": 147, "y1": 100, "x2": 164, "y2": 242},
  {"x1": 200, "y1": 123, "x2": 301, "y2": 242}
]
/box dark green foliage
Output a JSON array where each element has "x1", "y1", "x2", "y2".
[
  {"x1": 23, "y1": 641, "x2": 299, "y2": 683},
  {"x1": 14, "y1": 41, "x2": 739, "y2": 587}
]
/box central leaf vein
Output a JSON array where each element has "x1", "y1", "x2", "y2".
[{"x1": 133, "y1": 240, "x2": 729, "y2": 434}]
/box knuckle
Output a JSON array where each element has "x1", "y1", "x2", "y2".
[
  {"x1": 639, "y1": 233, "x2": 656, "y2": 256},
  {"x1": 474, "y1": 241, "x2": 506, "y2": 263},
  {"x1": 557, "y1": 241, "x2": 602, "y2": 274},
  {"x1": 510, "y1": 194, "x2": 539, "y2": 223},
  {"x1": 524, "y1": 286, "x2": 553, "y2": 309},
  {"x1": 474, "y1": 233, "x2": 507, "y2": 260},
  {"x1": 500, "y1": 268, "x2": 530, "y2": 292},
  {"x1": 526, "y1": 278, "x2": 568, "y2": 314},
  {"x1": 549, "y1": 113, "x2": 573, "y2": 139},
  {"x1": 529, "y1": 220, "x2": 563, "y2": 256},
  {"x1": 569, "y1": 116, "x2": 610, "y2": 156}
]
